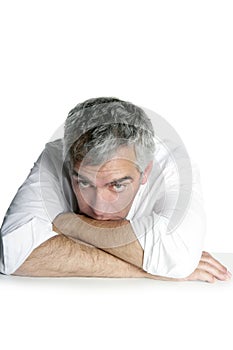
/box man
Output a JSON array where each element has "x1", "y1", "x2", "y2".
[{"x1": 0, "y1": 97, "x2": 231, "y2": 282}]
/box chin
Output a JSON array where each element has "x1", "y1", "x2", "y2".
[
  {"x1": 92, "y1": 215, "x2": 124, "y2": 221},
  {"x1": 81, "y1": 211, "x2": 125, "y2": 221}
]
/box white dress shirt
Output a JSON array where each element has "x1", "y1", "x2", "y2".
[{"x1": 0, "y1": 137, "x2": 206, "y2": 277}]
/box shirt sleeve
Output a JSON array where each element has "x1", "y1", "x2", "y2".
[
  {"x1": 130, "y1": 146, "x2": 206, "y2": 278},
  {"x1": 0, "y1": 141, "x2": 70, "y2": 275}
]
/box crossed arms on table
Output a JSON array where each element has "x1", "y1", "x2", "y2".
[{"x1": 13, "y1": 213, "x2": 231, "y2": 283}]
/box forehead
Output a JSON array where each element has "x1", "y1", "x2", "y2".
[{"x1": 74, "y1": 146, "x2": 140, "y2": 182}]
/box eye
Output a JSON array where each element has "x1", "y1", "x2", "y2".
[
  {"x1": 110, "y1": 183, "x2": 127, "y2": 193},
  {"x1": 77, "y1": 180, "x2": 92, "y2": 189}
]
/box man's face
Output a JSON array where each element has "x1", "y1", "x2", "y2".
[{"x1": 71, "y1": 146, "x2": 152, "y2": 220}]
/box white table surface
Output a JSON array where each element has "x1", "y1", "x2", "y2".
[{"x1": 1, "y1": 252, "x2": 232, "y2": 350}]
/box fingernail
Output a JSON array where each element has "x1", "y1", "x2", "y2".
[{"x1": 227, "y1": 271, "x2": 232, "y2": 278}]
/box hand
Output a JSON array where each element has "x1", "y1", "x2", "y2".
[{"x1": 185, "y1": 251, "x2": 232, "y2": 283}]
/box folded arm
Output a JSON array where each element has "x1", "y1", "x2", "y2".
[
  {"x1": 51, "y1": 212, "x2": 231, "y2": 283},
  {"x1": 13, "y1": 234, "x2": 147, "y2": 278},
  {"x1": 53, "y1": 212, "x2": 144, "y2": 268},
  {"x1": 13, "y1": 231, "x2": 231, "y2": 283},
  {"x1": 52, "y1": 212, "x2": 231, "y2": 283}
]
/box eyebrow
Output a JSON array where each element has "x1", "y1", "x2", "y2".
[
  {"x1": 108, "y1": 176, "x2": 133, "y2": 185},
  {"x1": 72, "y1": 170, "x2": 133, "y2": 186},
  {"x1": 72, "y1": 171, "x2": 93, "y2": 185}
]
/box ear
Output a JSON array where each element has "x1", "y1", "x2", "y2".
[{"x1": 141, "y1": 161, "x2": 153, "y2": 184}]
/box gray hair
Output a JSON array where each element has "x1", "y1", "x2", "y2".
[{"x1": 63, "y1": 97, "x2": 155, "y2": 171}]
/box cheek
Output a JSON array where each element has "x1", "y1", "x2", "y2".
[
  {"x1": 74, "y1": 190, "x2": 92, "y2": 214},
  {"x1": 71, "y1": 182, "x2": 79, "y2": 199},
  {"x1": 72, "y1": 183, "x2": 95, "y2": 210},
  {"x1": 111, "y1": 184, "x2": 139, "y2": 210},
  {"x1": 71, "y1": 182, "x2": 85, "y2": 206}
]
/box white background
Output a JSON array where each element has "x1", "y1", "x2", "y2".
[{"x1": 1, "y1": 1, "x2": 233, "y2": 349}]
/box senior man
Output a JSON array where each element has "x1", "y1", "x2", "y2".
[{"x1": 0, "y1": 97, "x2": 231, "y2": 282}]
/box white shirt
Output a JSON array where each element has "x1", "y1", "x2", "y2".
[{"x1": 0, "y1": 138, "x2": 206, "y2": 277}]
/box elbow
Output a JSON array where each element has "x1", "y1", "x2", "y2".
[{"x1": 0, "y1": 257, "x2": 22, "y2": 276}]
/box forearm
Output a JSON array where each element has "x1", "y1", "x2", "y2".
[
  {"x1": 13, "y1": 234, "x2": 147, "y2": 278},
  {"x1": 53, "y1": 212, "x2": 144, "y2": 268}
]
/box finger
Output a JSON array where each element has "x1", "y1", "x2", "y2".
[
  {"x1": 201, "y1": 252, "x2": 228, "y2": 273},
  {"x1": 186, "y1": 269, "x2": 216, "y2": 283},
  {"x1": 198, "y1": 261, "x2": 229, "y2": 281},
  {"x1": 201, "y1": 252, "x2": 232, "y2": 279}
]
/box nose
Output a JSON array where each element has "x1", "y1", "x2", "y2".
[{"x1": 90, "y1": 188, "x2": 116, "y2": 215}]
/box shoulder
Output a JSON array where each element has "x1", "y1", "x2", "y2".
[
  {"x1": 43, "y1": 138, "x2": 64, "y2": 157},
  {"x1": 40, "y1": 138, "x2": 67, "y2": 174}
]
